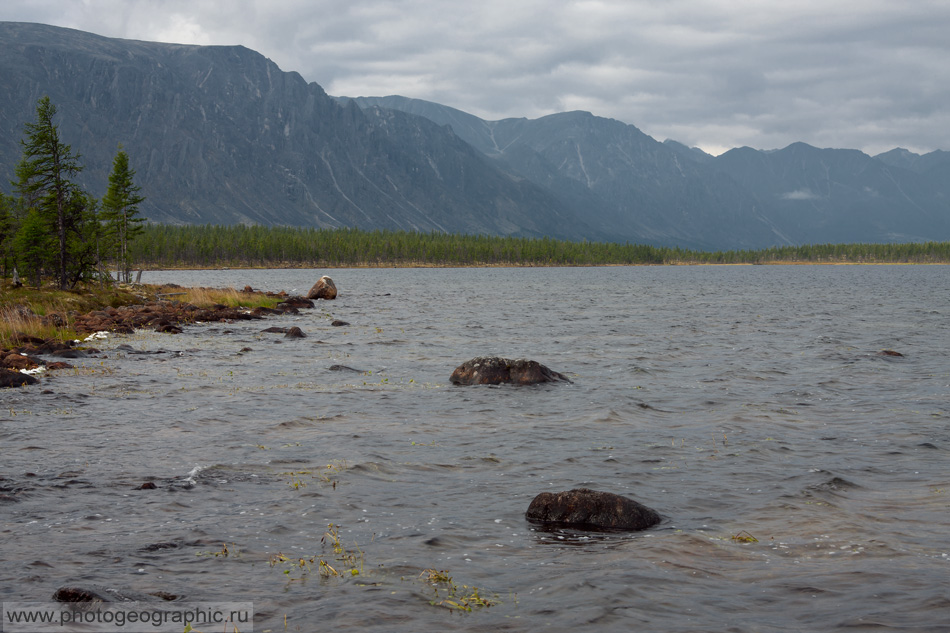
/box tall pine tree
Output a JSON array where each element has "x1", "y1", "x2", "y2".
[
  {"x1": 101, "y1": 147, "x2": 145, "y2": 283},
  {"x1": 14, "y1": 97, "x2": 91, "y2": 289}
]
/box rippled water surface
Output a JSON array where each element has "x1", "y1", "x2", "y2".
[{"x1": 2, "y1": 266, "x2": 949, "y2": 632}]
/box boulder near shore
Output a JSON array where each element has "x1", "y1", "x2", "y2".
[
  {"x1": 450, "y1": 356, "x2": 572, "y2": 385},
  {"x1": 525, "y1": 488, "x2": 661, "y2": 531},
  {"x1": 307, "y1": 275, "x2": 338, "y2": 300}
]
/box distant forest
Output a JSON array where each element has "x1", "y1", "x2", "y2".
[{"x1": 128, "y1": 225, "x2": 950, "y2": 268}]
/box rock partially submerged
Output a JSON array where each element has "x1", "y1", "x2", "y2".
[
  {"x1": 525, "y1": 488, "x2": 661, "y2": 531},
  {"x1": 307, "y1": 275, "x2": 338, "y2": 300},
  {"x1": 53, "y1": 584, "x2": 173, "y2": 603},
  {"x1": 0, "y1": 367, "x2": 38, "y2": 388},
  {"x1": 450, "y1": 356, "x2": 571, "y2": 385},
  {"x1": 277, "y1": 296, "x2": 314, "y2": 309}
]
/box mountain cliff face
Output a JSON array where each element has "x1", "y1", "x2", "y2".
[
  {"x1": 346, "y1": 96, "x2": 950, "y2": 247},
  {"x1": 0, "y1": 22, "x2": 582, "y2": 239},
  {"x1": 344, "y1": 97, "x2": 785, "y2": 248},
  {"x1": 2, "y1": 22, "x2": 948, "y2": 249}
]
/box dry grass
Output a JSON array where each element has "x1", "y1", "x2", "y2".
[
  {"x1": 0, "y1": 305, "x2": 78, "y2": 348},
  {"x1": 157, "y1": 286, "x2": 281, "y2": 310}
]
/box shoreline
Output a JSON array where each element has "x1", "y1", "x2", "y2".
[{"x1": 137, "y1": 260, "x2": 950, "y2": 272}]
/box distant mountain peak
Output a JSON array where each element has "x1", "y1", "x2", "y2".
[{"x1": 3, "y1": 22, "x2": 948, "y2": 249}]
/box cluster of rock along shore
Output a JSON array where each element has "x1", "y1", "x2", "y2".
[
  {"x1": 0, "y1": 288, "x2": 314, "y2": 388},
  {"x1": 0, "y1": 275, "x2": 342, "y2": 388}
]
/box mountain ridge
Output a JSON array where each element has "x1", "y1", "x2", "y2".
[{"x1": 2, "y1": 22, "x2": 949, "y2": 249}]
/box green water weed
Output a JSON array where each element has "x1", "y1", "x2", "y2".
[{"x1": 419, "y1": 568, "x2": 498, "y2": 612}]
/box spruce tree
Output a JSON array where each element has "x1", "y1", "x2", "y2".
[
  {"x1": 101, "y1": 147, "x2": 145, "y2": 282},
  {"x1": 13, "y1": 209, "x2": 51, "y2": 287},
  {"x1": 0, "y1": 193, "x2": 15, "y2": 277},
  {"x1": 14, "y1": 96, "x2": 89, "y2": 289}
]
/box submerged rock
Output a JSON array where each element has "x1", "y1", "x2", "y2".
[
  {"x1": 328, "y1": 364, "x2": 365, "y2": 373},
  {"x1": 450, "y1": 356, "x2": 571, "y2": 385},
  {"x1": 284, "y1": 326, "x2": 307, "y2": 338},
  {"x1": 277, "y1": 296, "x2": 314, "y2": 309},
  {"x1": 307, "y1": 275, "x2": 338, "y2": 300},
  {"x1": 525, "y1": 488, "x2": 660, "y2": 531},
  {"x1": 53, "y1": 584, "x2": 162, "y2": 603}
]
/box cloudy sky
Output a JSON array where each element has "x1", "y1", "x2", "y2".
[{"x1": 3, "y1": 0, "x2": 949, "y2": 155}]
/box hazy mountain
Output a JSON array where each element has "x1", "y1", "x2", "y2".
[
  {"x1": 662, "y1": 139, "x2": 715, "y2": 165},
  {"x1": 2, "y1": 22, "x2": 948, "y2": 250},
  {"x1": 0, "y1": 22, "x2": 586, "y2": 239},
  {"x1": 874, "y1": 148, "x2": 950, "y2": 175},
  {"x1": 346, "y1": 95, "x2": 950, "y2": 246},
  {"x1": 714, "y1": 142, "x2": 950, "y2": 243},
  {"x1": 343, "y1": 97, "x2": 785, "y2": 248}
]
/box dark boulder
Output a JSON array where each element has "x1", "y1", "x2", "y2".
[
  {"x1": 1, "y1": 368, "x2": 38, "y2": 388},
  {"x1": 329, "y1": 364, "x2": 365, "y2": 373},
  {"x1": 331, "y1": 319, "x2": 349, "y2": 327},
  {"x1": 307, "y1": 275, "x2": 338, "y2": 300},
  {"x1": 11, "y1": 332, "x2": 46, "y2": 346},
  {"x1": 284, "y1": 327, "x2": 307, "y2": 338},
  {"x1": 0, "y1": 352, "x2": 40, "y2": 371},
  {"x1": 277, "y1": 295, "x2": 314, "y2": 308},
  {"x1": 525, "y1": 488, "x2": 660, "y2": 531},
  {"x1": 450, "y1": 356, "x2": 571, "y2": 385},
  {"x1": 53, "y1": 584, "x2": 161, "y2": 603},
  {"x1": 252, "y1": 306, "x2": 285, "y2": 316},
  {"x1": 50, "y1": 349, "x2": 89, "y2": 359}
]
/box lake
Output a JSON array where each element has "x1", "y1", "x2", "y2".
[{"x1": 2, "y1": 265, "x2": 948, "y2": 632}]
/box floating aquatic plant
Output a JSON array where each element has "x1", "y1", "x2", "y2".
[
  {"x1": 270, "y1": 523, "x2": 364, "y2": 581},
  {"x1": 731, "y1": 531, "x2": 759, "y2": 543},
  {"x1": 419, "y1": 568, "x2": 498, "y2": 612}
]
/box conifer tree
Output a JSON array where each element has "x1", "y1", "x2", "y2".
[
  {"x1": 0, "y1": 193, "x2": 16, "y2": 277},
  {"x1": 101, "y1": 147, "x2": 145, "y2": 282},
  {"x1": 13, "y1": 208, "x2": 51, "y2": 287},
  {"x1": 14, "y1": 96, "x2": 90, "y2": 289}
]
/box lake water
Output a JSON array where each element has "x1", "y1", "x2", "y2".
[{"x1": 1, "y1": 265, "x2": 948, "y2": 632}]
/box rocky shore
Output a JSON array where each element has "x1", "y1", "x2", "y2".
[{"x1": 0, "y1": 286, "x2": 315, "y2": 388}]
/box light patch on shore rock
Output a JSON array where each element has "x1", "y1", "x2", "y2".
[{"x1": 307, "y1": 275, "x2": 338, "y2": 300}]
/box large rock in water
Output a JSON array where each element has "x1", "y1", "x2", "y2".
[
  {"x1": 450, "y1": 356, "x2": 571, "y2": 385},
  {"x1": 0, "y1": 368, "x2": 38, "y2": 388},
  {"x1": 307, "y1": 276, "x2": 337, "y2": 300},
  {"x1": 525, "y1": 488, "x2": 661, "y2": 531}
]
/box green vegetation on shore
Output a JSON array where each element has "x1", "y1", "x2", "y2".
[
  {"x1": 0, "y1": 281, "x2": 280, "y2": 349},
  {"x1": 129, "y1": 224, "x2": 950, "y2": 268}
]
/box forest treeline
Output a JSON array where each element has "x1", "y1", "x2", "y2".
[{"x1": 129, "y1": 224, "x2": 950, "y2": 268}]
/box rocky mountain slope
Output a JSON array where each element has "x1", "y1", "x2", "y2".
[
  {"x1": 346, "y1": 96, "x2": 950, "y2": 247},
  {"x1": 2, "y1": 22, "x2": 948, "y2": 249},
  {"x1": 0, "y1": 22, "x2": 585, "y2": 240}
]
